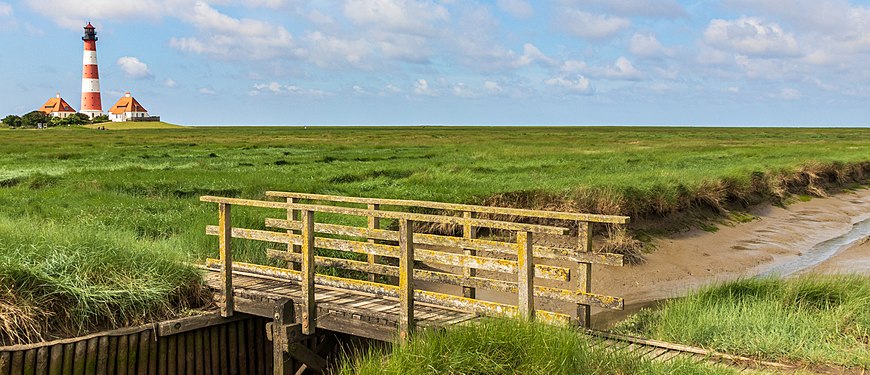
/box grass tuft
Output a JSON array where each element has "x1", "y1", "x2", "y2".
[
  {"x1": 614, "y1": 274, "x2": 870, "y2": 368},
  {"x1": 338, "y1": 318, "x2": 740, "y2": 375}
]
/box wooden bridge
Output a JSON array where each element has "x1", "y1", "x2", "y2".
[{"x1": 199, "y1": 192, "x2": 629, "y2": 373}]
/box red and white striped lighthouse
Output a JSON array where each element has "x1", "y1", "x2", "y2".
[{"x1": 80, "y1": 22, "x2": 103, "y2": 118}]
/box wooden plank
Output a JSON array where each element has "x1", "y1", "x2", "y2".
[
  {"x1": 517, "y1": 231, "x2": 534, "y2": 320},
  {"x1": 462, "y1": 211, "x2": 476, "y2": 299},
  {"x1": 301, "y1": 210, "x2": 317, "y2": 336},
  {"x1": 213, "y1": 227, "x2": 571, "y2": 281},
  {"x1": 165, "y1": 335, "x2": 176, "y2": 375},
  {"x1": 126, "y1": 333, "x2": 138, "y2": 375},
  {"x1": 157, "y1": 313, "x2": 247, "y2": 337},
  {"x1": 218, "y1": 324, "x2": 228, "y2": 374},
  {"x1": 577, "y1": 221, "x2": 593, "y2": 328},
  {"x1": 227, "y1": 321, "x2": 238, "y2": 374},
  {"x1": 193, "y1": 330, "x2": 203, "y2": 375},
  {"x1": 95, "y1": 337, "x2": 108, "y2": 375},
  {"x1": 174, "y1": 334, "x2": 184, "y2": 375},
  {"x1": 263, "y1": 191, "x2": 630, "y2": 224},
  {"x1": 146, "y1": 333, "x2": 155, "y2": 375},
  {"x1": 219, "y1": 202, "x2": 234, "y2": 317},
  {"x1": 265, "y1": 249, "x2": 616, "y2": 307},
  {"x1": 367, "y1": 203, "x2": 380, "y2": 283},
  {"x1": 84, "y1": 338, "x2": 97, "y2": 375},
  {"x1": 47, "y1": 344, "x2": 63, "y2": 375},
  {"x1": 10, "y1": 351, "x2": 24, "y2": 375},
  {"x1": 208, "y1": 326, "x2": 220, "y2": 375},
  {"x1": 287, "y1": 197, "x2": 302, "y2": 271},
  {"x1": 134, "y1": 332, "x2": 148, "y2": 375},
  {"x1": 104, "y1": 338, "x2": 115, "y2": 375},
  {"x1": 398, "y1": 218, "x2": 415, "y2": 341},
  {"x1": 21, "y1": 349, "x2": 35, "y2": 375},
  {"x1": 184, "y1": 333, "x2": 194, "y2": 375},
  {"x1": 34, "y1": 347, "x2": 47, "y2": 375},
  {"x1": 200, "y1": 196, "x2": 569, "y2": 235},
  {"x1": 235, "y1": 323, "x2": 246, "y2": 375},
  {"x1": 205, "y1": 260, "x2": 584, "y2": 319},
  {"x1": 73, "y1": 341, "x2": 87, "y2": 375},
  {"x1": 266, "y1": 219, "x2": 624, "y2": 265}
]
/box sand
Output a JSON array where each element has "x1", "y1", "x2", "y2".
[{"x1": 590, "y1": 187, "x2": 870, "y2": 326}]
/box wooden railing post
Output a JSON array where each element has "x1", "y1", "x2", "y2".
[
  {"x1": 367, "y1": 204, "x2": 380, "y2": 282},
  {"x1": 577, "y1": 221, "x2": 593, "y2": 328},
  {"x1": 219, "y1": 203, "x2": 234, "y2": 317},
  {"x1": 301, "y1": 210, "x2": 316, "y2": 335},
  {"x1": 517, "y1": 231, "x2": 534, "y2": 320},
  {"x1": 287, "y1": 197, "x2": 301, "y2": 271},
  {"x1": 398, "y1": 219, "x2": 415, "y2": 341},
  {"x1": 462, "y1": 211, "x2": 477, "y2": 299}
]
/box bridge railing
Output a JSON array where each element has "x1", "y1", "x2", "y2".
[{"x1": 200, "y1": 192, "x2": 628, "y2": 339}]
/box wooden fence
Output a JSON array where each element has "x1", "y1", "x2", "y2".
[
  {"x1": 0, "y1": 313, "x2": 316, "y2": 375},
  {"x1": 201, "y1": 191, "x2": 629, "y2": 340}
]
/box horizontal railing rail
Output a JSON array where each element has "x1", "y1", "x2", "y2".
[
  {"x1": 200, "y1": 192, "x2": 627, "y2": 340},
  {"x1": 265, "y1": 191, "x2": 630, "y2": 224}
]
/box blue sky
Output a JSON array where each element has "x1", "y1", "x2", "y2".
[{"x1": 1, "y1": 0, "x2": 869, "y2": 126}]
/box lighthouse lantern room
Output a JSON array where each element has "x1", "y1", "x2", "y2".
[{"x1": 80, "y1": 22, "x2": 103, "y2": 118}]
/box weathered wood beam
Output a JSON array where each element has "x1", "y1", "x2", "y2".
[
  {"x1": 398, "y1": 218, "x2": 415, "y2": 341},
  {"x1": 263, "y1": 191, "x2": 630, "y2": 224},
  {"x1": 301, "y1": 210, "x2": 316, "y2": 335},
  {"x1": 218, "y1": 203, "x2": 234, "y2": 317},
  {"x1": 517, "y1": 231, "x2": 534, "y2": 320}
]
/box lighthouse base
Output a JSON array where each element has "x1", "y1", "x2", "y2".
[{"x1": 80, "y1": 110, "x2": 104, "y2": 119}]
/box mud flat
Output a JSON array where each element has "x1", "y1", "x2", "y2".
[{"x1": 592, "y1": 187, "x2": 870, "y2": 326}]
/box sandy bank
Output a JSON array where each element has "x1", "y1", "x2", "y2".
[{"x1": 592, "y1": 187, "x2": 870, "y2": 325}]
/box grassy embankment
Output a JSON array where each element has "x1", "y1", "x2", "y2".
[
  {"x1": 83, "y1": 121, "x2": 184, "y2": 130},
  {"x1": 339, "y1": 318, "x2": 743, "y2": 375},
  {"x1": 616, "y1": 275, "x2": 870, "y2": 369},
  {"x1": 0, "y1": 126, "x2": 868, "y2": 344}
]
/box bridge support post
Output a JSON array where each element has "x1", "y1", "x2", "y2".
[
  {"x1": 367, "y1": 204, "x2": 380, "y2": 283},
  {"x1": 219, "y1": 203, "x2": 234, "y2": 317},
  {"x1": 399, "y1": 218, "x2": 415, "y2": 341},
  {"x1": 462, "y1": 211, "x2": 477, "y2": 299},
  {"x1": 517, "y1": 231, "x2": 534, "y2": 320},
  {"x1": 577, "y1": 221, "x2": 593, "y2": 328},
  {"x1": 267, "y1": 299, "x2": 330, "y2": 374},
  {"x1": 301, "y1": 210, "x2": 317, "y2": 335}
]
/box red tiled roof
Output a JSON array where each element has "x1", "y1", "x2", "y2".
[
  {"x1": 109, "y1": 93, "x2": 148, "y2": 114},
  {"x1": 38, "y1": 95, "x2": 77, "y2": 114}
]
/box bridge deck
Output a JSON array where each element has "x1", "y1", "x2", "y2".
[{"x1": 203, "y1": 269, "x2": 478, "y2": 342}]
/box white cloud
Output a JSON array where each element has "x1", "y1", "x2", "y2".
[
  {"x1": 557, "y1": 10, "x2": 630, "y2": 40},
  {"x1": 513, "y1": 43, "x2": 557, "y2": 68},
  {"x1": 497, "y1": 0, "x2": 533, "y2": 18},
  {"x1": 164, "y1": 79, "x2": 177, "y2": 88},
  {"x1": 629, "y1": 33, "x2": 672, "y2": 58},
  {"x1": 545, "y1": 75, "x2": 593, "y2": 94},
  {"x1": 561, "y1": 0, "x2": 685, "y2": 19},
  {"x1": 483, "y1": 81, "x2": 503, "y2": 94},
  {"x1": 382, "y1": 84, "x2": 403, "y2": 95},
  {"x1": 452, "y1": 82, "x2": 475, "y2": 98},
  {"x1": 249, "y1": 82, "x2": 328, "y2": 97},
  {"x1": 343, "y1": 0, "x2": 449, "y2": 35},
  {"x1": 198, "y1": 87, "x2": 216, "y2": 95},
  {"x1": 703, "y1": 17, "x2": 801, "y2": 58},
  {"x1": 604, "y1": 57, "x2": 643, "y2": 80},
  {"x1": 413, "y1": 78, "x2": 436, "y2": 96},
  {"x1": 116, "y1": 56, "x2": 152, "y2": 79},
  {"x1": 24, "y1": 0, "x2": 166, "y2": 29}
]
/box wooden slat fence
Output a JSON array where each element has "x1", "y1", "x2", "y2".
[
  {"x1": 0, "y1": 313, "x2": 312, "y2": 375},
  {"x1": 200, "y1": 191, "x2": 629, "y2": 339}
]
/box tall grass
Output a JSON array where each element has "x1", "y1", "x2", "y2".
[
  {"x1": 338, "y1": 318, "x2": 741, "y2": 375},
  {"x1": 0, "y1": 216, "x2": 205, "y2": 345},
  {"x1": 615, "y1": 275, "x2": 870, "y2": 368}
]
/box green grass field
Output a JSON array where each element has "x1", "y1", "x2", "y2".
[
  {"x1": 615, "y1": 275, "x2": 870, "y2": 368},
  {"x1": 0, "y1": 125, "x2": 867, "y2": 344}
]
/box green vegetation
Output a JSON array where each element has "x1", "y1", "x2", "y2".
[
  {"x1": 339, "y1": 318, "x2": 741, "y2": 375},
  {"x1": 83, "y1": 121, "x2": 183, "y2": 130},
  {"x1": 0, "y1": 126, "x2": 867, "y2": 342},
  {"x1": 0, "y1": 215, "x2": 203, "y2": 345},
  {"x1": 615, "y1": 275, "x2": 870, "y2": 368}
]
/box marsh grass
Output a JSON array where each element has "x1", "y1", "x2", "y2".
[
  {"x1": 0, "y1": 216, "x2": 205, "y2": 345},
  {"x1": 0, "y1": 126, "x2": 867, "y2": 342},
  {"x1": 615, "y1": 275, "x2": 870, "y2": 368},
  {"x1": 337, "y1": 318, "x2": 742, "y2": 375}
]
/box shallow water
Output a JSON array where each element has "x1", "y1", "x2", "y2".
[{"x1": 760, "y1": 217, "x2": 870, "y2": 278}]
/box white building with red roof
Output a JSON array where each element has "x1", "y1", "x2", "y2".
[
  {"x1": 38, "y1": 93, "x2": 78, "y2": 118},
  {"x1": 108, "y1": 92, "x2": 150, "y2": 122}
]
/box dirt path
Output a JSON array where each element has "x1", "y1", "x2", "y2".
[{"x1": 591, "y1": 187, "x2": 870, "y2": 327}]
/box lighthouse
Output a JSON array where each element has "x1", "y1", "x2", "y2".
[{"x1": 80, "y1": 22, "x2": 103, "y2": 118}]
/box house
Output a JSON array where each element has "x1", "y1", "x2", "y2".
[
  {"x1": 108, "y1": 92, "x2": 150, "y2": 122},
  {"x1": 38, "y1": 93, "x2": 77, "y2": 118}
]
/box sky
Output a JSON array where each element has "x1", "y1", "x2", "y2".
[{"x1": 1, "y1": 0, "x2": 869, "y2": 126}]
